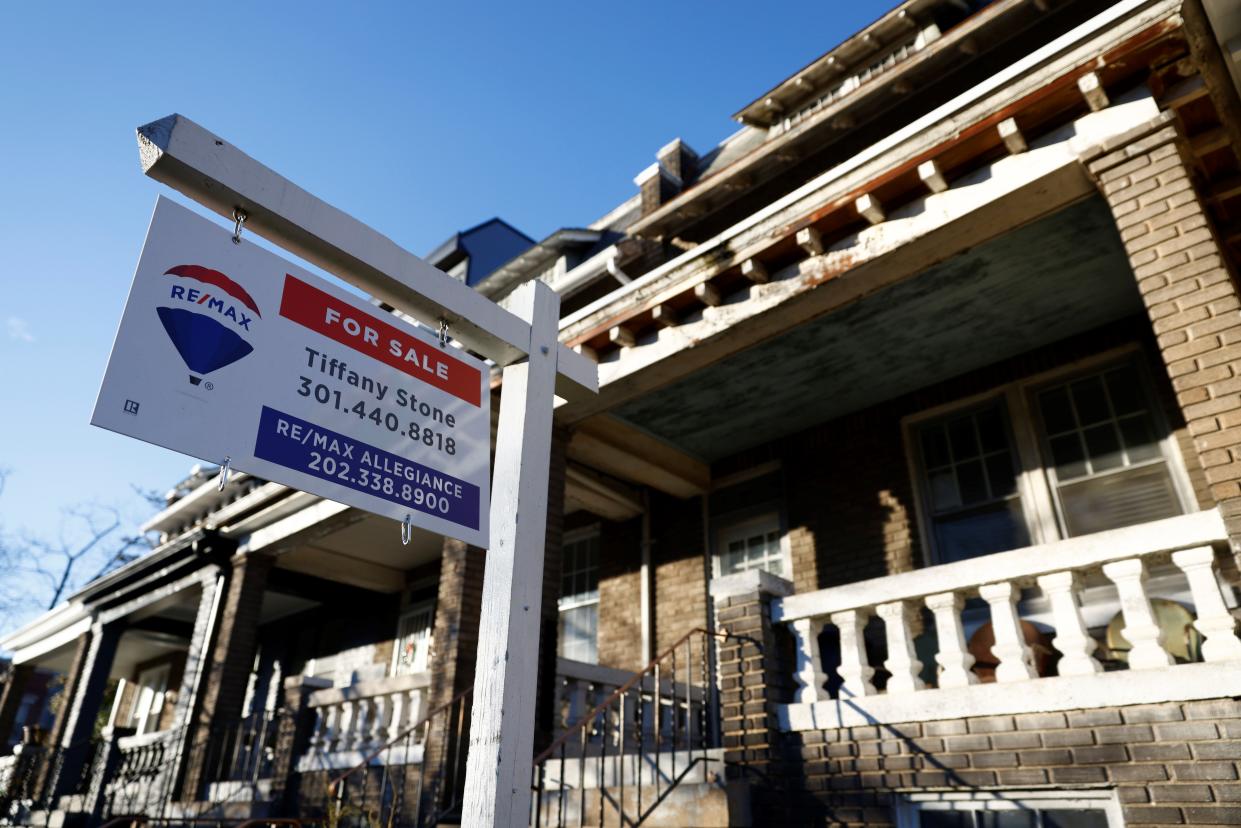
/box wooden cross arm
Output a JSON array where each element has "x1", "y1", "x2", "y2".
[{"x1": 136, "y1": 114, "x2": 598, "y2": 402}]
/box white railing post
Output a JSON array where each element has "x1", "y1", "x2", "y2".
[
  {"x1": 924, "y1": 592, "x2": 977, "y2": 688},
  {"x1": 1172, "y1": 546, "x2": 1241, "y2": 662},
  {"x1": 875, "y1": 601, "x2": 925, "y2": 694},
  {"x1": 369, "y1": 694, "x2": 389, "y2": 751},
  {"x1": 337, "y1": 699, "x2": 357, "y2": 752},
  {"x1": 1103, "y1": 558, "x2": 1175, "y2": 669},
  {"x1": 322, "y1": 703, "x2": 340, "y2": 752},
  {"x1": 829, "y1": 609, "x2": 876, "y2": 698},
  {"x1": 978, "y1": 582, "x2": 1037, "y2": 682},
  {"x1": 387, "y1": 687, "x2": 407, "y2": 746},
  {"x1": 1036, "y1": 571, "x2": 1102, "y2": 676},
  {"x1": 790, "y1": 618, "x2": 829, "y2": 703}
]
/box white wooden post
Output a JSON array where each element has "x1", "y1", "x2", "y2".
[{"x1": 461, "y1": 280, "x2": 561, "y2": 828}]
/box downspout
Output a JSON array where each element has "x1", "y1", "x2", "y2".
[
  {"x1": 606, "y1": 252, "x2": 632, "y2": 286},
  {"x1": 702, "y1": 492, "x2": 721, "y2": 748}
]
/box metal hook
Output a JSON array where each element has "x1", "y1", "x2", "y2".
[
  {"x1": 217, "y1": 457, "x2": 232, "y2": 492},
  {"x1": 400, "y1": 514, "x2": 412, "y2": 545},
  {"x1": 231, "y1": 208, "x2": 248, "y2": 245},
  {"x1": 437, "y1": 318, "x2": 449, "y2": 348}
]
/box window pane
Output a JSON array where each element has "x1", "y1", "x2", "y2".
[
  {"x1": 1071, "y1": 375, "x2": 1110, "y2": 425},
  {"x1": 1083, "y1": 424, "x2": 1123, "y2": 472},
  {"x1": 922, "y1": 424, "x2": 951, "y2": 468},
  {"x1": 985, "y1": 453, "x2": 1018, "y2": 498},
  {"x1": 1118, "y1": 415, "x2": 1161, "y2": 463},
  {"x1": 558, "y1": 604, "x2": 598, "y2": 664},
  {"x1": 1106, "y1": 364, "x2": 1145, "y2": 415},
  {"x1": 980, "y1": 812, "x2": 1035, "y2": 828},
  {"x1": 957, "y1": 460, "x2": 989, "y2": 504},
  {"x1": 977, "y1": 406, "x2": 1008, "y2": 453},
  {"x1": 1042, "y1": 810, "x2": 1110, "y2": 828},
  {"x1": 1039, "y1": 385, "x2": 1076, "y2": 434},
  {"x1": 920, "y1": 812, "x2": 973, "y2": 828},
  {"x1": 1059, "y1": 464, "x2": 1182, "y2": 537},
  {"x1": 948, "y1": 416, "x2": 977, "y2": 459},
  {"x1": 933, "y1": 500, "x2": 1029, "y2": 563},
  {"x1": 930, "y1": 470, "x2": 960, "y2": 511}
]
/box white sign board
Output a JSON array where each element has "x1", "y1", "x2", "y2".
[{"x1": 93, "y1": 197, "x2": 490, "y2": 547}]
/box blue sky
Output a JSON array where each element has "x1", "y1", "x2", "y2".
[{"x1": 0, "y1": 2, "x2": 894, "y2": 572}]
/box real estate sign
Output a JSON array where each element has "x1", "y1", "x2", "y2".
[{"x1": 92, "y1": 196, "x2": 491, "y2": 547}]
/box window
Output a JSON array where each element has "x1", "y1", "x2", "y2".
[
  {"x1": 908, "y1": 354, "x2": 1192, "y2": 564},
  {"x1": 392, "y1": 600, "x2": 435, "y2": 676},
  {"x1": 130, "y1": 663, "x2": 171, "y2": 735},
  {"x1": 914, "y1": 401, "x2": 1029, "y2": 563},
  {"x1": 898, "y1": 791, "x2": 1121, "y2": 827},
  {"x1": 1034, "y1": 362, "x2": 1182, "y2": 537},
  {"x1": 717, "y1": 513, "x2": 788, "y2": 577},
  {"x1": 558, "y1": 528, "x2": 600, "y2": 664}
]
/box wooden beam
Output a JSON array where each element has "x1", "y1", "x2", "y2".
[
  {"x1": 796, "y1": 226, "x2": 825, "y2": 256},
  {"x1": 1077, "y1": 72, "x2": 1109, "y2": 112},
  {"x1": 569, "y1": 416, "x2": 709, "y2": 498},
  {"x1": 855, "y1": 193, "x2": 886, "y2": 225},
  {"x1": 741, "y1": 258, "x2": 769, "y2": 284},
  {"x1": 918, "y1": 159, "x2": 949, "y2": 194},
  {"x1": 1190, "y1": 127, "x2": 1231, "y2": 157},
  {"x1": 565, "y1": 464, "x2": 643, "y2": 522},
  {"x1": 651, "y1": 304, "x2": 679, "y2": 328},
  {"x1": 694, "y1": 282, "x2": 722, "y2": 307},
  {"x1": 1158, "y1": 74, "x2": 1207, "y2": 110},
  {"x1": 609, "y1": 325, "x2": 636, "y2": 348},
  {"x1": 135, "y1": 115, "x2": 598, "y2": 403},
  {"x1": 998, "y1": 118, "x2": 1027, "y2": 154}
]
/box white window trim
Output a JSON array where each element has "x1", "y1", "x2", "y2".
[
  {"x1": 712, "y1": 511, "x2": 792, "y2": 580},
  {"x1": 896, "y1": 789, "x2": 1123, "y2": 827},
  {"x1": 558, "y1": 526, "x2": 601, "y2": 664},
  {"x1": 903, "y1": 344, "x2": 1197, "y2": 567}
]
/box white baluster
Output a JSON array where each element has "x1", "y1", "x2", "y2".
[
  {"x1": 1103, "y1": 558, "x2": 1174, "y2": 669},
  {"x1": 790, "y1": 618, "x2": 829, "y2": 703},
  {"x1": 387, "y1": 688, "x2": 406, "y2": 746},
  {"x1": 1172, "y1": 546, "x2": 1241, "y2": 662},
  {"x1": 406, "y1": 689, "x2": 424, "y2": 747},
  {"x1": 924, "y1": 592, "x2": 977, "y2": 688},
  {"x1": 876, "y1": 601, "x2": 925, "y2": 694},
  {"x1": 321, "y1": 703, "x2": 340, "y2": 752},
  {"x1": 309, "y1": 705, "x2": 328, "y2": 750},
  {"x1": 568, "y1": 679, "x2": 589, "y2": 729},
  {"x1": 979, "y1": 582, "x2": 1037, "y2": 682},
  {"x1": 1036, "y1": 571, "x2": 1101, "y2": 676},
  {"x1": 369, "y1": 694, "x2": 389, "y2": 750},
  {"x1": 337, "y1": 698, "x2": 357, "y2": 751},
  {"x1": 829, "y1": 609, "x2": 876, "y2": 698}
]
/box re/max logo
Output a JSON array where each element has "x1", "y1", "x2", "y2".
[{"x1": 169, "y1": 285, "x2": 254, "y2": 329}]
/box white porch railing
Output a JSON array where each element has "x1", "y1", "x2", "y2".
[
  {"x1": 774, "y1": 510, "x2": 1241, "y2": 730},
  {"x1": 298, "y1": 672, "x2": 430, "y2": 771},
  {"x1": 555, "y1": 657, "x2": 709, "y2": 754}
]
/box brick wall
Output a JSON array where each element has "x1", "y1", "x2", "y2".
[
  {"x1": 651, "y1": 491, "x2": 709, "y2": 655},
  {"x1": 1082, "y1": 113, "x2": 1241, "y2": 546},
  {"x1": 595, "y1": 515, "x2": 643, "y2": 671},
  {"x1": 785, "y1": 700, "x2": 1241, "y2": 826}
]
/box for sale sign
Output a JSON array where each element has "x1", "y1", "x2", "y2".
[{"x1": 93, "y1": 197, "x2": 491, "y2": 547}]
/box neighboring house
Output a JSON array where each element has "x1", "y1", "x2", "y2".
[
  {"x1": 424, "y1": 217, "x2": 535, "y2": 288},
  {"x1": 3, "y1": 1, "x2": 1241, "y2": 825}
]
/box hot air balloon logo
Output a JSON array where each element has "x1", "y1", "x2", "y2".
[{"x1": 156, "y1": 265, "x2": 262, "y2": 385}]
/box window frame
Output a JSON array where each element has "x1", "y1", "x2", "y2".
[
  {"x1": 557, "y1": 525, "x2": 601, "y2": 664},
  {"x1": 390, "y1": 598, "x2": 437, "y2": 677},
  {"x1": 712, "y1": 511, "x2": 792, "y2": 580},
  {"x1": 903, "y1": 345, "x2": 1197, "y2": 567},
  {"x1": 894, "y1": 789, "x2": 1124, "y2": 827}
]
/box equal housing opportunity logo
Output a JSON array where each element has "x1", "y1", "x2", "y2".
[{"x1": 156, "y1": 264, "x2": 262, "y2": 385}]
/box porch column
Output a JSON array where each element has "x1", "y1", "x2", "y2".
[
  {"x1": 0, "y1": 663, "x2": 36, "y2": 752},
  {"x1": 166, "y1": 571, "x2": 226, "y2": 799},
  {"x1": 50, "y1": 621, "x2": 123, "y2": 797},
  {"x1": 712, "y1": 569, "x2": 797, "y2": 823},
  {"x1": 180, "y1": 552, "x2": 274, "y2": 800},
  {"x1": 1081, "y1": 113, "x2": 1241, "y2": 548}
]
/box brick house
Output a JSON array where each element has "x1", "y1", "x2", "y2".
[{"x1": 3, "y1": 0, "x2": 1241, "y2": 825}]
